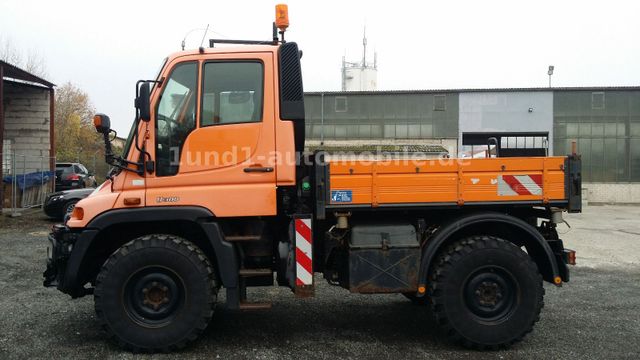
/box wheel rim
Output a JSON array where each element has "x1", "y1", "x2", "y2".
[
  {"x1": 64, "y1": 202, "x2": 76, "y2": 217},
  {"x1": 463, "y1": 266, "x2": 519, "y2": 323},
  {"x1": 123, "y1": 266, "x2": 186, "y2": 328}
]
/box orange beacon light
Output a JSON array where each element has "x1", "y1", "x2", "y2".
[{"x1": 275, "y1": 4, "x2": 289, "y2": 30}]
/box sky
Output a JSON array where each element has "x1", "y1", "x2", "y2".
[{"x1": 2, "y1": 0, "x2": 640, "y2": 134}]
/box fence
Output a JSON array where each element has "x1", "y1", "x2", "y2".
[{"x1": 1, "y1": 151, "x2": 55, "y2": 215}]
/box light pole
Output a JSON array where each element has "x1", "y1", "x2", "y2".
[{"x1": 548, "y1": 65, "x2": 554, "y2": 87}]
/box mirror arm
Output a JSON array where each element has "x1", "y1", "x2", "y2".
[{"x1": 101, "y1": 130, "x2": 144, "y2": 176}]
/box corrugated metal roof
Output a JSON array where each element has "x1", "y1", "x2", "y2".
[
  {"x1": 306, "y1": 144, "x2": 448, "y2": 154},
  {"x1": 0, "y1": 60, "x2": 55, "y2": 88},
  {"x1": 305, "y1": 86, "x2": 640, "y2": 96}
]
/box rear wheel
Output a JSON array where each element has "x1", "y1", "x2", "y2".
[
  {"x1": 95, "y1": 234, "x2": 217, "y2": 352},
  {"x1": 429, "y1": 236, "x2": 544, "y2": 349}
]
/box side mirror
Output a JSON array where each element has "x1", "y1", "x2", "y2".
[
  {"x1": 136, "y1": 82, "x2": 151, "y2": 122},
  {"x1": 93, "y1": 114, "x2": 111, "y2": 134}
]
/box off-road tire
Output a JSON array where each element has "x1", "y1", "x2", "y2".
[
  {"x1": 94, "y1": 234, "x2": 217, "y2": 352},
  {"x1": 429, "y1": 235, "x2": 544, "y2": 349}
]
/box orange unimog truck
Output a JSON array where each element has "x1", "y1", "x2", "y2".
[{"x1": 44, "y1": 5, "x2": 581, "y2": 352}]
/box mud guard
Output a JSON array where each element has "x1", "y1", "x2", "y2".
[{"x1": 416, "y1": 212, "x2": 561, "y2": 297}]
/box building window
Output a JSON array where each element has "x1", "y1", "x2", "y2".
[
  {"x1": 335, "y1": 96, "x2": 348, "y2": 112},
  {"x1": 433, "y1": 95, "x2": 446, "y2": 111},
  {"x1": 592, "y1": 92, "x2": 605, "y2": 110}
]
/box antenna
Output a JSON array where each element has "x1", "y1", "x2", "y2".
[
  {"x1": 341, "y1": 53, "x2": 346, "y2": 91},
  {"x1": 181, "y1": 26, "x2": 209, "y2": 50},
  {"x1": 362, "y1": 25, "x2": 367, "y2": 67},
  {"x1": 374, "y1": 49, "x2": 377, "y2": 69},
  {"x1": 199, "y1": 24, "x2": 210, "y2": 48}
]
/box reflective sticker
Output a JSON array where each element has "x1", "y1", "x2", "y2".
[
  {"x1": 295, "y1": 218, "x2": 313, "y2": 286},
  {"x1": 498, "y1": 175, "x2": 543, "y2": 196},
  {"x1": 331, "y1": 190, "x2": 352, "y2": 203}
]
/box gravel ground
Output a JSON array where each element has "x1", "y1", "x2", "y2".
[{"x1": 0, "y1": 206, "x2": 639, "y2": 359}]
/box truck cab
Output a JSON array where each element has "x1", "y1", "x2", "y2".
[
  {"x1": 68, "y1": 43, "x2": 302, "y2": 227},
  {"x1": 44, "y1": 5, "x2": 580, "y2": 353}
]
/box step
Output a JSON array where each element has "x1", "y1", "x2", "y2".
[
  {"x1": 239, "y1": 268, "x2": 273, "y2": 277},
  {"x1": 239, "y1": 301, "x2": 272, "y2": 310},
  {"x1": 225, "y1": 235, "x2": 262, "y2": 242}
]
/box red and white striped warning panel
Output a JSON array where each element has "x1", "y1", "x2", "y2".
[
  {"x1": 295, "y1": 218, "x2": 313, "y2": 286},
  {"x1": 498, "y1": 174, "x2": 543, "y2": 196}
]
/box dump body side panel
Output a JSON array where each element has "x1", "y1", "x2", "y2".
[{"x1": 326, "y1": 156, "x2": 567, "y2": 207}]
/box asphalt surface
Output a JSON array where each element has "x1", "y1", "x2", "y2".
[{"x1": 0, "y1": 206, "x2": 639, "y2": 359}]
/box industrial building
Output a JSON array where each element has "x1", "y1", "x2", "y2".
[{"x1": 304, "y1": 87, "x2": 640, "y2": 204}]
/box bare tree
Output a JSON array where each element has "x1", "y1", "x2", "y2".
[
  {"x1": 0, "y1": 36, "x2": 48, "y2": 78},
  {"x1": 24, "y1": 49, "x2": 48, "y2": 78},
  {"x1": 0, "y1": 36, "x2": 22, "y2": 65}
]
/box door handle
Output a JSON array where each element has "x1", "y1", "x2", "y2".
[{"x1": 244, "y1": 166, "x2": 274, "y2": 173}]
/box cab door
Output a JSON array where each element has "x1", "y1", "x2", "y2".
[{"x1": 145, "y1": 52, "x2": 277, "y2": 217}]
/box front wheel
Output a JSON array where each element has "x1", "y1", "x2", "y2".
[
  {"x1": 94, "y1": 234, "x2": 217, "y2": 352},
  {"x1": 429, "y1": 236, "x2": 544, "y2": 349}
]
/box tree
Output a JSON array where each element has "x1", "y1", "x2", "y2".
[
  {"x1": 0, "y1": 36, "x2": 48, "y2": 78},
  {"x1": 54, "y1": 83, "x2": 111, "y2": 181}
]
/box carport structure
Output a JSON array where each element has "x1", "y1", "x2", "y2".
[{"x1": 0, "y1": 60, "x2": 56, "y2": 206}]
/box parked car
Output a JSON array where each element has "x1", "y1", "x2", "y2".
[
  {"x1": 43, "y1": 188, "x2": 94, "y2": 220},
  {"x1": 55, "y1": 163, "x2": 97, "y2": 191}
]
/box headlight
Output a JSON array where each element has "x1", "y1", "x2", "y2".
[{"x1": 50, "y1": 195, "x2": 64, "y2": 202}]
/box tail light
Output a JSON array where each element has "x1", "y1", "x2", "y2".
[
  {"x1": 563, "y1": 249, "x2": 577, "y2": 265},
  {"x1": 65, "y1": 174, "x2": 80, "y2": 181}
]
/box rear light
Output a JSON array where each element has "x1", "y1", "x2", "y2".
[
  {"x1": 565, "y1": 249, "x2": 577, "y2": 265},
  {"x1": 65, "y1": 174, "x2": 80, "y2": 181},
  {"x1": 71, "y1": 207, "x2": 84, "y2": 220}
]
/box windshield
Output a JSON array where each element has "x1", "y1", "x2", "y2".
[
  {"x1": 55, "y1": 164, "x2": 74, "y2": 178},
  {"x1": 121, "y1": 120, "x2": 137, "y2": 157},
  {"x1": 151, "y1": 57, "x2": 168, "y2": 93},
  {"x1": 121, "y1": 58, "x2": 168, "y2": 158}
]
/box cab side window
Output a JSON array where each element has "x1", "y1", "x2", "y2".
[
  {"x1": 201, "y1": 62, "x2": 263, "y2": 126},
  {"x1": 155, "y1": 62, "x2": 198, "y2": 176}
]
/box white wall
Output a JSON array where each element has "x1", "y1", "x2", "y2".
[
  {"x1": 458, "y1": 91, "x2": 554, "y2": 154},
  {"x1": 583, "y1": 183, "x2": 640, "y2": 204},
  {"x1": 2, "y1": 82, "x2": 52, "y2": 174},
  {"x1": 344, "y1": 67, "x2": 377, "y2": 91}
]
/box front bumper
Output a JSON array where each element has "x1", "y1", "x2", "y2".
[
  {"x1": 43, "y1": 225, "x2": 97, "y2": 297},
  {"x1": 43, "y1": 224, "x2": 75, "y2": 288}
]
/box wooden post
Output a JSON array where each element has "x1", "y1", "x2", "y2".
[
  {"x1": 49, "y1": 87, "x2": 55, "y2": 192},
  {"x1": 0, "y1": 65, "x2": 5, "y2": 206}
]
